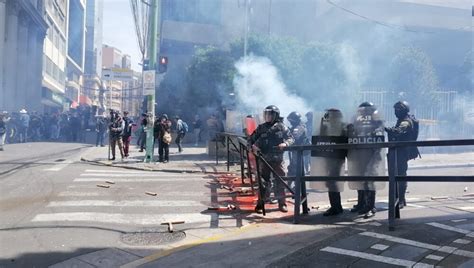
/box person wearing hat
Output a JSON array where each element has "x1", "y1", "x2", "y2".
[
  {"x1": 0, "y1": 111, "x2": 10, "y2": 151},
  {"x1": 154, "y1": 114, "x2": 172, "y2": 162},
  {"x1": 19, "y1": 109, "x2": 30, "y2": 143}
]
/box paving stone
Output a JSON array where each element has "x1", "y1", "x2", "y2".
[
  {"x1": 380, "y1": 244, "x2": 428, "y2": 261},
  {"x1": 424, "y1": 254, "x2": 444, "y2": 261},
  {"x1": 49, "y1": 258, "x2": 96, "y2": 268},
  {"x1": 351, "y1": 259, "x2": 400, "y2": 268},
  {"x1": 77, "y1": 248, "x2": 141, "y2": 267},
  {"x1": 437, "y1": 253, "x2": 474, "y2": 268},
  {"x1": 453, "y1": 238, "x2": 472, "y2": 245},
  {"x1": 370, "y1": 244, "x2": 389, "y2": 251}
]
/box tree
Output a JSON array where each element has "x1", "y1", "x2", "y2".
[
  {"x1": 388, "y1": 46, "x2": 440, "y2": 103},
  {"x1": 185, "y1": 46, "x2": 236, "y2": 111}
]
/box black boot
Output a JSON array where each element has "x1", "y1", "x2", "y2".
[
  {"x1": 255, "y1": 200, "x2": 264, "y2": 214},
  {"x1": 351, "y1": 190, "x2": 364, "y2": 212}
]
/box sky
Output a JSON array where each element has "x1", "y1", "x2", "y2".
[{"x1": 103, "y1": 0, "x2": 142, "y2": 71}]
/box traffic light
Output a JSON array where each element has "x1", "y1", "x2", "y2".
[
  {"x1": 142, "y1": 59, "x2": 150, "y2": 71},
  {"x1": 158, "y1": 56, "x2": 168, "y2": 73}
]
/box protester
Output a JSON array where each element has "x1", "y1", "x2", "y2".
[
  {"x1": 109, "y1": 112, "x2": 125, "y2": 160},
  {"x1": 154, "y1": 114, "x2": 172, "y2": 163},
  {"x1": 174, "y1": 115, "x2": 188, "y2": 153},
  {"x1": 192, "y1": 114, "x2": 202, "y2": 146},
  {"x1": 122, "y1": 111, "x2": 134, "y2": 157}
]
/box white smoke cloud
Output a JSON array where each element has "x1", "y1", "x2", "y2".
[{"x1": 233, "y1": 55, "x2": 311, "y2": 118}]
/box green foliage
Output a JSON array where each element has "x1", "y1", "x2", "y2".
[
  {"x1": 185, "y1": 35, "x2": 441, "y2": 112},
  {"x1": 185, "y1": 46, "x2": 236, "y2": 109},
  {"x1": 389, "y1": 46, "x2": 440, "y2": 102}
]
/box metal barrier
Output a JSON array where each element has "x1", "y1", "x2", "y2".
[
  {"x1": 216, "y1": 132, "x2": 296, "y2": 214},
  {"x1": 215, "y1": 132, "x2": 473, "y2": 231},
  {"x1": 282, "y1": 139, "x2": 474, "y2": 230}
]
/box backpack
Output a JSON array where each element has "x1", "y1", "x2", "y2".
[
  {"x1": 162, "y1": 131, "x2": 172, "y2": 144},
  {"x1": 407, "y1": 114, "x2": 420, "y2": 160},
  {"x1": 180, "y1": 121, "x2": 189, "y2": 134}
]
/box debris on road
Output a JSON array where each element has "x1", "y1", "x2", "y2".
[
  {"x1": 431, "y1": 196, "x2": 449, "y2": 200},
  {"x1": 161, "y1": 221, "x2": 185, "y2": 233},
  {"x1": 105, "y1": 180, "x2": 115, "y2": 184},
  {"x1": 145, "y1": 191, "x2": 157, "y2": 196},
  {"x1": 96, "y1": 184, "x2": 110, "y2": 188}
]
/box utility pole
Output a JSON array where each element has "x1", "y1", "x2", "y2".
[
  {"x1": 244, "y1": 0, "x2": 250, "y2": 57},
  {"x1": 144, "y1": 0, "x2": 159, "y2": 163}
]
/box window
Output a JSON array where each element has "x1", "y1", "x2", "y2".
[{"x1": 162, "y1": 0, "x2": 221, "y2": 25}]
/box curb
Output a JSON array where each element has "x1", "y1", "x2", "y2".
[
  {"x1": 82, "y1": 156, "x2": 473, "y2": 174},
  {"x1": 80, "y1": 157, "x2": 238, "y2": 175}
]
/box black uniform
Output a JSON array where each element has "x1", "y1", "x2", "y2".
[
  {"x1": 248, "y1": 118, "x2": 294, "y2": 210},
  {"x1": 288, "y1": 123, "x2": 309, "y2": 176},
  {"x1": 385, "y1": 101, "x2": 419, "y2": 208}
]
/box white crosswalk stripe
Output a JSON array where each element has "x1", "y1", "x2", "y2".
[
  {"x1": 30, "y1": 169, "x2": 215, "y2": 227},
  {"x1": 32, "y1": 212, "x2": 214, "y2": 225}
]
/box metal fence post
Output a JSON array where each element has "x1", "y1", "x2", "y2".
[
  {"x1": 226, "y1": 136, "x2": 230, "y2": 171},
  {"x1": 293, "y1": 150, "x2": 303, "y2": 223},
  {"x1": 301, "y1": 153, "x2": 309, "y2": 214},
  {"x1": 394, "y1": 148, "x2": 400, "y2": 219},
  {"x1": 255, "y1": 153, "x2": 266, "y2": 216},
  {"x1": 215, "y1": 133, "x2": 218, "y2": 165},
  {"x1": 388, "y1": 148, "x2": 396, "y2": 231},
  {"x1": 239, "y1": 143, "x2": 245, "y2": 184}
]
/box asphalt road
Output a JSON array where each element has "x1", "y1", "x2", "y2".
[{"x1": 0, "y1": 142, "x2": 472, "y2": 267}]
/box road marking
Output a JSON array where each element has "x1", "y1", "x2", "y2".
[
  {"x1": 453, "y1": 238, "x2": 472, "y2": 245},
  {"x1": 74, "y1": 178, "x2": 204, "y2": 182},
  {"x1": 360, "y1": 231, "x2": 474, "y2": 258},
  {"x1": 406, "y1": 203, "x2": 426, "y2": 208},
  {"x1": 57, "y1": 191, "x2": 209, "y2": 197},
  {"x1": 32, "y1": 212, "x2": 214, "y2": 225},
  {"x1": 44, "y1": 161, "x2": 73, "y2": 171},
  {"x1": 451, "y1": 219, "x2": 467, "y2": 223},
  {"x1": 80, "y1": 173, "x2": 201, "y2": 177},
  {"x1": 85, "y1": 169, "x2": 155, "y2": 174},
  {"x1": 454, "y1": 249, "x2": 474, "y2": 258},
  {"x1": 47, "y1": 200, "x2": 203, "y2": 207},
  {"x1": 360, "y1": 232, "x2": 439, "y2": 250},
  {"x1": 426, "y1": 222, "x2": 471, "y2": 235},
  {"x1": 424, "y1": 254, "x2": 444, "y2": 261},
  {"x1": 370, "y1": 244, "x2": 389, "y2": 251},
  {"x1": 320, "y1": 247, "x2": 433, "y2": 268}
]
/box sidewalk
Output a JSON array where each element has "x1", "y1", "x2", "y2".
[
  {"x1": 81, "y1": 142, "x2": 474, "y2": 173},
  {"x1": 80, "y1": 143, "x2": 232, "y2": 173}
]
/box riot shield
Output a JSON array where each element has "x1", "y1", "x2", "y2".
[
  {"x1": 309, "y1": 109, "x2": 347, "y2": 192},
  {"x1": 347, "y1": 106, "x2": 386, "y2": 191}
]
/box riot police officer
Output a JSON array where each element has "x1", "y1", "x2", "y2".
[
  {"x1": 249, "y1": 105, "x2": 295, "y2": 213},
  {"x1": 287, "y1": 111, "x2": 309, "y2": 177},
  {"x1": 385, "y1": 101, "x2": 420, "y2": 209},
  {"x1": 347, "y1": 102, "x2": 386, "y2": 219},
  {"x1": 310, "y1": 109, "x2": 347, "y2": 216}
]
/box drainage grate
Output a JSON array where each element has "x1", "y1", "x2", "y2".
[{"x1": 120, "y1": 231, "x2": 186, "y2": 246}]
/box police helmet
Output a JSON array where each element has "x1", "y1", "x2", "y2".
[
  {"x1": 263, "y1": 105, "x2": 280, "y2": 123},
  {"x1": 287, "y1": 111, "x2": 301, "y2": 125},
  {"x1": 393, "y1": 101, "x2": 410, "y2": 113},
  {"x1": 358, "y1": 101, "x2": 374, "y2": 108}
]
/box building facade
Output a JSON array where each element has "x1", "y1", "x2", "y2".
[
  {"x1": 0, "y1": 0, "x2": 48, "y2": 112},
  {"x1": 42, "y1": 0, "x2": 69, "y2": 113},
  {"x1": 83, "y1": 0, "x2": 104, "y2": 113},
  {"x1": 66, "y1": 0, "x2": 86, "y2": 108}
]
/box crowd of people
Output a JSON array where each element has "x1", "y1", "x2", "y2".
[{"x1": 0, "y1": 108, "x2": 92, "y2": 147}]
